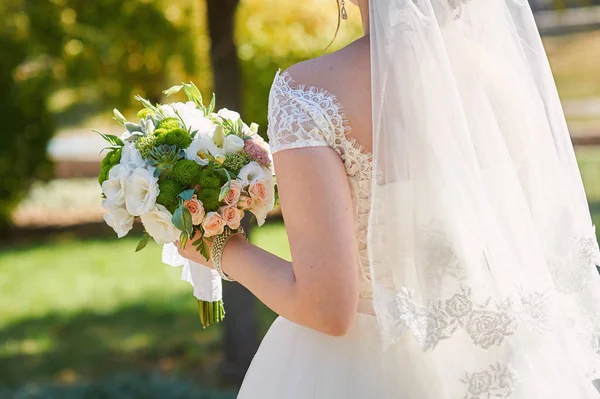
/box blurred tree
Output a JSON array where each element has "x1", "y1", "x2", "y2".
[
  {"x1": 206, "y1": 0, "x2": 260, "y2": 387},
  {"x1": 0, "y1": 1, "x2": 55, "y2": 233}
]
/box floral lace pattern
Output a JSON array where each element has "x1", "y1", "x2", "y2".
[
  {"x1": 461, "y1": 363, "x2": 519, "y2": 399},
  {"x1": 375, "y1": 285, "x2": 552, "y2": 351},
  {"x1": 550, "y1": 232, "x2": 600, "y2": 294}
]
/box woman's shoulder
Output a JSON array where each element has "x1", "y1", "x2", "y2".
[{"x1": 280, "y1": 37, "x2": 370, "y2": 102}]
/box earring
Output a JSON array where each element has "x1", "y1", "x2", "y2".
[{"x1": 340, "y1": 0, "x2": 347, "y2": 20}]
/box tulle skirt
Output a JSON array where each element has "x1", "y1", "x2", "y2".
[{"x1": 237, "y1": 312, "x2": 600, "y2": 399}]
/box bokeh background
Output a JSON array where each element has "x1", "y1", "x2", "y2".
[{"x1": 1, "y1": 1, "x2": 599, "y2": 398}]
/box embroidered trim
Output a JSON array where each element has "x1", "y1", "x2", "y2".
[
  {"x1": 461, "y1": 363, "x2": 519, "y2": 399},
  {"x1": 374, "y1": 285, "x2": 553, "y2": 351}
]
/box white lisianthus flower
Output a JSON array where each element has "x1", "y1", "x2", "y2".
[
  {"x1": 223, "y1": 134, "x2": 245, "y2": 154},
  {"x1": 161, "y1": 102, "x2": 216, "y2": 136},
  {"x1": 103, "y1": 206, "x2": 134, "y2": 238},
  {"x1": 101, "y1": 165, "x2": 131, "y2": 208},
  {"x1": 237, "y1": 161, "x2": 265, "y2": 186},
  {"x1": 120, "y1": 143, "x2": 145, "y2": 171},
  {"x1": 217, "y1": 108, "x2": 241, "y2": 124},
  {"x1": 186, "y1": 135, "x2": 223, "y2": 166},
  {"x1": 247, "y1": 170, "x2": 276, "y2": 226},
  {"x1": 125, "y1": 167, "x2": 159, "y2": 216},
  {"x1": 141, "y1": 204, "x2": 180, "y2": 244}
]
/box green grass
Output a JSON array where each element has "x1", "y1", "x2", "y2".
[{"x1": 0, "y1": 223, "x2": 290, "y2": 391}]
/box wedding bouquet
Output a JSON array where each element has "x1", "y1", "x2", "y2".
[{"x1": 97, "y1": 82, "x2": 275, "y2": 327}]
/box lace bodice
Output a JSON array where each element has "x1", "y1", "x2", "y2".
[{"x1": 267, "y1": 70, "x2": 374, "y2": 299}]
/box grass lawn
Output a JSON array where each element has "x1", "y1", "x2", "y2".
[{"x1": 0, "y1": 223, "x2": 290, "y2": 394}]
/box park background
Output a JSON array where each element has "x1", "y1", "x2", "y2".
[{"x1": 1, "y1": 1, "x2": 600, "y2": 398}]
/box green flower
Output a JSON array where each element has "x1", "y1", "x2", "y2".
[
  {"x1": 197, "y1": 188, "x2": 220, "y2": 212},
  {"x1": 137, "y1": 108, "x2": 153, "y2": 120},
  {"x1": 197, "y1": 168, "x2": 225, "y2": 189},
  {"x1": 135, "y1": 134, "x2": 157, "y2": 158},
  {"x1": 156, "y1": 117, "x2": 181, "y2": 131},
  {"x1": 172, "y1": 159, "x2": 202, "y2": 186},
  {"x1": 155, "y1": 128, "x2": 192, "y2": 149},
  {"x1": 156, "y1": 179, "x2": 184, "y2": 212},
  {"x1": 222, "y1": 153, "x2": 249, "y2": 174},
  {"x1": 98, "y1": 148, "x2": 122, "y2": 185}
]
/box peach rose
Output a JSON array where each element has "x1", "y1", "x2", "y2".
[
  {"x1": 220, "y1": 206, "x2": 244, "y2": 230},
  {"x1": 184, "y1": 195, "x2": 205, "y2": 225},
  {"x1": 249, "y1": 178, "x2": 270, "y2": 203},
  {"x1": 202, "y1": 211, "x2": 225, "y2": 237},
  {"x1": 223, "y1": 180, "x2": 242, "y2": 206},
  {"x1": 237, "y1": 195, "x2": 254, "y2": 211}
]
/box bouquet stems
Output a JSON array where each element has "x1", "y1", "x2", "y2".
[{"x1": 197, "y1": 299, "x2": 225, "y2": 328}]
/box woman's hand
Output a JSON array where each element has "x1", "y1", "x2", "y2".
[{"x1": 175, "y1": 232, "x2": 215, "y2": 269}]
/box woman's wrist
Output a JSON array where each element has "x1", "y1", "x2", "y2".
[{"x1": 220, "y1": 233, "x2": 248, "y2": 279}]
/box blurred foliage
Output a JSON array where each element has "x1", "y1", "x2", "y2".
[
  {"x1": 0, "y1": 373, "x2": 236, "y2": 399},
  {"x1": 0, "y1": 1, "x2": 55, "y2": 229},
  {"x1": 236, "y1": 0, "x2": 362, "y2": 129},
  {"x1": 0, "y1": 0, "x2": 199, "y2": 228}
]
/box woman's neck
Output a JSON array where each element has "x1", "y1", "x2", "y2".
[{"x1": 358, "y1": 0, "x2": 369, "y2": 34}]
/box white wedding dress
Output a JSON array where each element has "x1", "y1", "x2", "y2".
[{"x1": 237, "y1": 64, "x2": 600, "y2": 397}]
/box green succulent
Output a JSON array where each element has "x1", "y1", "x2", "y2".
[
  {"x1": 156, "y1": 179, "x2": 185, "y2": 213},
  {"x1": 156, "y1": 117, "x2": 181, "y2": 131},
  {"x1": 155, "y1": 128, "x2": 192, "y2": 149},
  {"x1": 197, "y1": 188, "x2": 220, "y2": 212},
  {"x1": 222, "y1": 153, "x2": 249, "y2": 174},
  {"x1": 172, "y1": 159, "x2": 202, "y2": 186},
  {"x1": 147, "y1": 144, "x2": 184, "y2": 176}
]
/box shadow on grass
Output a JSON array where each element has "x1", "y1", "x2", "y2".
[{"x1": 0, "y1": 295, "x2": 223, "y2": 388}]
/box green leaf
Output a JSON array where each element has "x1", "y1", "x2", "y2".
[
  {"x1": 183, "y1": 82, "x2": 202, "y2": 105},
  {"x1": 93, "y1": 129, "x2": 124, "y2": 147},
  {"x1": 163, "y1": 85, "x2": 183, "y2": 97},
  {"x1": 198, "y1": 239, "x2": 211, "y2": 262},
  {"x1": 218, "y1": 169, "x2": 232, "y2": 202},
  {"x1": 171, "y1": 206, "x2": 186, "y2": 233},
  {"x1": 135, "y1": 234, "x2": 150, "y2": 252},
  {"x1": 182, "y1": 206, "x2": 193, "y2": 236},
  {"x1": 179, "y1": 189, "x2": 196, "y2": 201},
  {"x1": 134, "y1": 95, "x2": 159, "y2": 114},
  {"x1": 192, "y1": 236, "x2": 204, "y2": 246},
  {"x1": 208, "y1": 93, "x2": 216, "y2": 115}
]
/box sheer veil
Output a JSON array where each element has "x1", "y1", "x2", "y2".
[{"x1": 368, "y1": 0, "x2": 600, "y2": 396}]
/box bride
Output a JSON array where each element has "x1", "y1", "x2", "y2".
[{"x1": 177, "y1": 0, "x2": 600, "y2": 397}]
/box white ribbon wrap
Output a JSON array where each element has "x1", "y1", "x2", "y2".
[{"x1": 161, "y1": 243, "x2": 223, "y2": 302}]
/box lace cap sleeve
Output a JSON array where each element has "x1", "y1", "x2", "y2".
[{"x1": 267, "y1": 71, "x2": 333, "y2": 154}]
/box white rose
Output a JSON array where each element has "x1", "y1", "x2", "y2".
[
  {"x1": 237, "y1": 161, "x2": 265, "y2": 186},
  {"x1": 103, "y1": 206, "x2": 134, "y2": 238},
  {"x1": 186, "y1": 135, "x2": 223, "y2": 166},
  {"x1": 125, "y1": 167, "x2": 159, "y2": 216},
  {"x1": 217, "y1": 108, "x2": 241, "y2": 124},
  {"x1": 121, "y1": 143, "x2": 145, "y2": 171},
  {"x1": 101, "y1": 165, "x2": 131, "y2": 208},
  {"x1": 141, "y1": 204, "x2": 181, "y2": 245},
  {"x1": 223, "y1": 134, "x2": 245, "y2": 154}
]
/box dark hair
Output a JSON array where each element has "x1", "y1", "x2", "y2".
[{"x1": 324, "y1": 0, "x2": 342, "y2": 53}]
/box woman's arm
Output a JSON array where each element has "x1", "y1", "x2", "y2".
[{"x1": 179, "y1": 146, "x2": 359, "y2": 336}]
